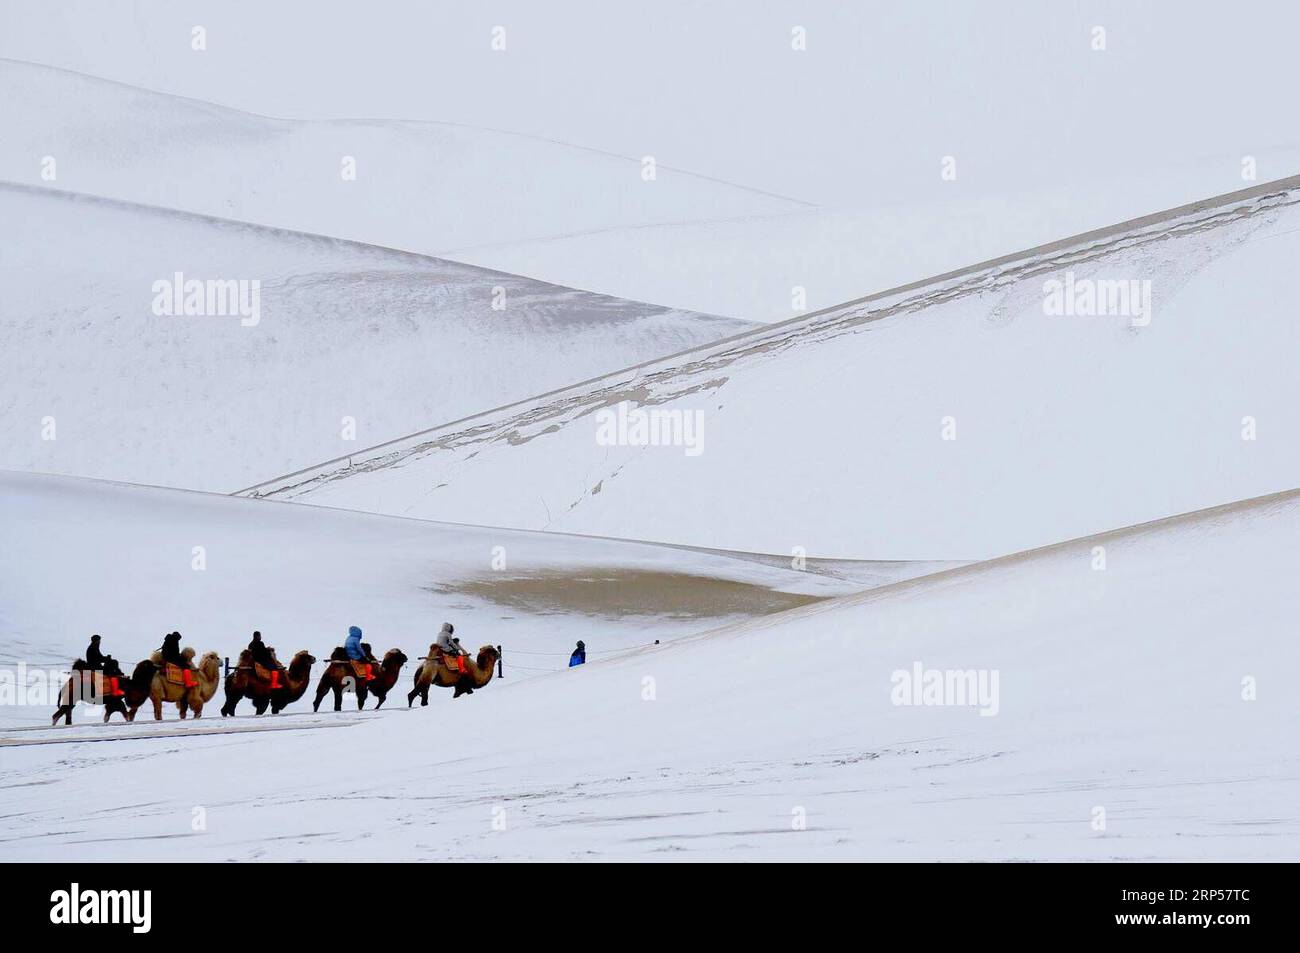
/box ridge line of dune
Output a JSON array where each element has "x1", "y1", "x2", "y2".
[{"x1": 234, "y1": 174, "x2": 1300, "y2": 498}]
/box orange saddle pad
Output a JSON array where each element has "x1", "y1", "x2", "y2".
[
  {"x1": 164, "y1": 663, "x2": 185, "y2": 686},
  {"x1": 350, "y1": 661, "x2": 375, "y2": 681}
]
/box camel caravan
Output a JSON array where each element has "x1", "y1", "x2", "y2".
[{"x1": 52, "y1": 623, "x2": 502, "y2": 726}]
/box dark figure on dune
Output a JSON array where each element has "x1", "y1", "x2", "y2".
[{"x1": 569, "y1": 641, "x2": 586, "y2": 667}]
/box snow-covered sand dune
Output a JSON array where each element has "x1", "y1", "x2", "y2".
[
  {"x1": 443, "y1": 151, "x2": 1300, "y2": 320},
  {"x1": 0, "y1": 184, "x2": 752, "y2": 491},
  {"x1": 0, "y1": 57, "x2": 807, "y2": 284},
  {"x1": 2, "y1": 480, "x2": 1295, "y2": 860},
  {"x1": 0, "y1": 470, "x2": 945, "y2": 729},
  {"x1": 8, "y1": 60, "x2": 1297, "y2": 324},
  {"x1": 253, "y1": 176, "x2": 1300, "y2": 559}
]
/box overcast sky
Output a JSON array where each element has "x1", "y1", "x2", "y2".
[{"x1": 3, "y1": 1, "x2": 1297, "y2": 206}]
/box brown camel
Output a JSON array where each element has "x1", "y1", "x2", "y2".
[
  {"x1": 408, "y1": 644, "x2": 500, "y2": 706},
  {"x1": 313, "y1": 648, "x2": 409, "y2": 712},
  {"x1": 221, "y1": 649, "x2": 316, "y2": 716},
  {"x1": 125, "y1": 648, "x2": 222, "y2": 721},
  {"x1": 51, "y1": 657, "x2": 141, "y2": 725}
]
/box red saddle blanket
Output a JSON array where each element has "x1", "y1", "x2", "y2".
[{"x1": 350, "y1": 661, "x2": 374, "y2": 681}]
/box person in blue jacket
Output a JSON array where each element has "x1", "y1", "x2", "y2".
[
  {"x1": 568, "y1": 640, "x2": 586, "y2": 667},
  {"x1": 345, "y1": 625, "x2": 366, "y2": 661}
]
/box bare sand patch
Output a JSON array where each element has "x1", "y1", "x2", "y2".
[{"x1": 432, "y1": 568, "x2": 826, "y2": 620}]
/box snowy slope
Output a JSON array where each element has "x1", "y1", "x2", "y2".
[
  {"x1": 448, "y1": 150, "x2": 1300, "y2": 320},
  {"x1": 2, "y1": 481, "x2": 1295, "y2": 860},
  {"x1": 0, "y1": 184, "x2": 753, "y2": 491},
  {"x1": 0, "y1": 58, "x2": 807, "y2": 284},
  {"x1": 254, "y1": 177, "x2": 1300, "y2": 559},
  {"x1": 6, "y1": 60, "x2": 1298, "y2": 323},
  {"x1": 0, "y1": 470, "x2": 947, "y2": 729}
]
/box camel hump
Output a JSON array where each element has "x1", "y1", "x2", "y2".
[
  {"x1": 330, "y1": 646, "x2": 349, "y2": 661},
  {"x1": 149, "y1": 649, "x2": 163, "y2": 665}
]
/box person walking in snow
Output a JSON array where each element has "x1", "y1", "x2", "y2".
[{"x1": 569, "y1": 640, "x2": 586, "y2": 667}]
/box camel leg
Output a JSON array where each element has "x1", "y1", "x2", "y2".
[
  {"x1": 356, "y1": 686, "x2": 367, "y2": 711},
  {"x1": 152, "y1": 694, "x2": 163, "y2": 721},
  {"x1": 177, "y1": 697, "x2": 188, "y2": 720},
  {"x1": 52, "y1": 705, "x2": 72, "y2": 726},
  {"x1": 312, "y1": 680, "x2": 328, "y2": 713},
  {"x1": 373, "y1": 692, "x2": 386, "y2": 711},
  {"x1": 332, "y1": 684, "x2": 343, "y2": 712},
  {"x1": 192, "y1": 699, "x2": 202, "y2": 719},
  {"x1": 254, "y1": 697, "x2": 269, "y2": 715}
]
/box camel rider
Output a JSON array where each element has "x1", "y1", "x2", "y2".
[
  {"x1": 345, "y1": 625, "x2": 367, "y2": 661},
  {"x1": 159, "y1": 631, "x2": 187, "y2": 667},
  {"x1": 569, "y1": 640, "x2": 586, "y2": 667},
  {"x1": 434, "y1": 622, "x2": 466, "y2": 658},
  {"x1": 248, "y1": 630, "x2": 280, "y2": 669},
  {"x1": 85, "y1": 634, "x2": 106, "y2": 670}
]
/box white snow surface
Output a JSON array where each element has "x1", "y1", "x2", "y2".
[
  {"x1": 254, "y1": 177, "x2": 1300, "y2": 559},
  {"x1": 2, "y1": 475, "x2": 1296, "y2": 860},
  {"x1": 443, "y1": 150, "x2": 1300, "y2": 320},
  {"x1": 6, "y1": 59, "x2": 1299, "y2": 323},
  {"x1": 0, "y1": 57, "x2": 807, "y2": 307},
  {"x1": 0, "y1": 184, "x2": 752, "y2": 492}
]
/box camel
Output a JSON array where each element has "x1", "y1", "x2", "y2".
[
  {"x1": 51, "y1": 657, "x2": 140, "y2": 725},
  {"x1": 175, "y1": 650, "x2": 223, "y2": 717},
  {"x1": 408, "y1": 644, "x2": 501, "y2": 706},
  {"x1": 124, "y1": 648, "x2": 222, "y2": 721},
  {"x1": 313, "y1": 648, "x2": 408, "y2": 712},
  {"x1": 221, "y1": 649, "x2": 316, "y2": 716}
]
